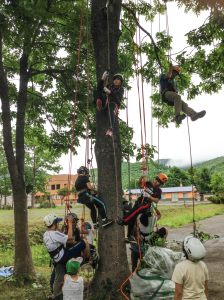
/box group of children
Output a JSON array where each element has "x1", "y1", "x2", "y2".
[
  {"x1": 42, "y1": 65, "x2": 208, "y2": 298},
  {"x1": 43, "y1": 167, "x2": 209, "y2": 300},
  {"x1": 95, "y1": 65, "x2": 206, "y2": 133}
]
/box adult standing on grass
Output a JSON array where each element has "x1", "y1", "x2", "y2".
[
  {"x1": 43, "y1": 213, "x2": 90, "y2": 300},
  {"x1": 172, "y1": 236, "x2": 209, "y2": 300}
]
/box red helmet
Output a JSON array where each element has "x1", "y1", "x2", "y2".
[{"x1": 156, "y1": 173, "x2": 168, "y2": 185}]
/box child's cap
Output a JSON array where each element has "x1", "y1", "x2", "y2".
[{"x1": 66, "y1": 257, "x2": 83, "y2": 275}]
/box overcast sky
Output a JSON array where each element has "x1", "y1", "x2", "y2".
[{"x1": 59, "y1": 2, "x2": 223, "y2": 173}]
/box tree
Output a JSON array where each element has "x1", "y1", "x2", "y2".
[
  {"x1": 91, "y1": 1, "x2": 129, "y2": 298},
  {"x1": 193, "y1": 168, "x2": 211, "y2": 200},
  {"x1": 166, "y1": 166, "x2": 191, "y2": 187},
  {"x1": 210, "y1": 173, "x2": 224, "y2": 199},
  {"x1": 0, "y1": 0, "x2": 90, "y2": 280},
  {"x1": 25, "y1": 126, "x2": 61, "y2": 207},
  {"x1": 0, "y1": 141, "x2": 11, "y2": 207}
]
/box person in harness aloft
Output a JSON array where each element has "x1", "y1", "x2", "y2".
[
  {"x1": 159, "y1": 65, "x2": 206, "y2": 125},
  {"x1": 95, "y1": 71, "x2": 124, "y2": 136},
  {"x1": 117, "y1": 173, "x2": 168, "y2": 243},
  {"x1": 75, "y1": 166, "x2": 113, "y2": 229}
]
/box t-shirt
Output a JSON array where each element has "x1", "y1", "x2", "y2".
[
  {"x1": 85, "y1": 228, "x2": 94, "y2": 246},
  {"x1": 159, "y1": 74, "x2": 178, "y2": 94},
  {"x1": 43, "y1": 230, "x2": 68, "y2": 263},
  {"x1": 75, "y1": 175, "x2": 90, "y2": 192},
  {"x1": 62, "y1": 275, "x2": 84, "y2": 300},
  {"x1": 172, "y1": 259, "x2": 209, "y2": 300}
]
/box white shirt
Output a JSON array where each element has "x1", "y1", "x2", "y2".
[
  {"x1": 85, "y1": 228, "x2": 94, "y2": 245},
  {"x1": 172, "y1": 259, "x2": 209, "y2": 300},
  {"x1": 43, "y1": 230, "x2": 68, "y2": 262},
  {"x1": 62, "y1": 275, "x2": 84, "y2": 300}
]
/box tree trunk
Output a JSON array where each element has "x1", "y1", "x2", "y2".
[
  {"x1": 91, "y1": 1, "x2": 129, "y2": 298},
  {"x1": 0, "y1": 31, "x2": 35, "y2": 279}
]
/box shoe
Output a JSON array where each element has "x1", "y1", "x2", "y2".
[
  {"x1": 125, "y1": 235, "x2": 137, "y2": 244},
  {"x1": 174, "y1": 114, "x2": 186, "y2": 125},
  {"x1": 116, "y1": 216, "x2": 124, "y2": 226},
  {"x1": 105, "y1": 129, "x2": 113, "y2": 136},
  {"x1": 96, "y1": 98, "x2": 102, "y2": 111},
  {"x1": 93, "y1": 223, "x2": 99, "y2": 230},
  {"x1": 101, "y1": 218, "x2": 113, "y2": 228},
  {"x1": 191, "y1": 110, "x2": 206, "y2": 121}
]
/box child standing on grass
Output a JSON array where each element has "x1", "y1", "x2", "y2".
[
  {"x1": 172, "y1": 236, "x2": 209, "y2": 300},
  {"x1": 62, "y1": 257, "x2": 84, "y2": 300}
]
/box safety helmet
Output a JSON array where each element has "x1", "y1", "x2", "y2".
[
  {"x1": 84, "y1": 222, "x2": 92, "y2": 230},
  {"x1": 171, "y1": 65, "x2": 181, "y2": 74},
  {"x1": 113, "y1": 73, "x2": 124, "y2": 84},
  {"x1": 43, "y1": 213, "x2": 63, "y2": 227},
  {"x1": 183, "y1": 236, "x2": 206, "y2": 261},
  {"x1": 156, "y1": 173, "x2": 168, "y2": 185},
  {"x1": 77, "y1": 166, "x2": 89, "y2": 175},
  {"x1": 66, "y1": 257, "x2": 83, "y2": 275},
  {"x1": 65, "y1": 212, "x2": 79, "y2": 222}
]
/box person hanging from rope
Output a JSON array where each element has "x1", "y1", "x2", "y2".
[
  {"x1": 159, "y1": 65, "x2": 206, "y2": 125},
  {"x1": 75, "y1": 166, "x2": 113, "y2": 229},
  {"x1": 95, "y1": 71, "x2": 124, "y2": 136},
  {"x1": 130, "y1": 210, "x2": 168, "y2": 272},
  {"x1": 117, "y1": 173, "x2": 168, "y2": 243}
]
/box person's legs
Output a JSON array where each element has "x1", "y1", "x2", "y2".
[
  {"x1": 52, "y1": 263, "x2": 66, "y2": 300},
  {"x1": 78, "y1": 193, "x2": 97, "y2": 224},
  {"x1": 91, "y1": 194, "x2": 107, "y2": 220}
]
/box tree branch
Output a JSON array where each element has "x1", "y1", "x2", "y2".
[
  {"x1": 122, "y1": 3, "x2": 163, "y2": 70},
  {"x1": 30, "y1": 68, "x2": 73, "y2": 76}
]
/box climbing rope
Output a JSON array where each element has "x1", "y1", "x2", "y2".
[
  {"x1": 186, "y1": 117, "x2": 196, "y2": 236},
  {"x1": 64, "y1": 0, "x2": 85, "y2": 218}
]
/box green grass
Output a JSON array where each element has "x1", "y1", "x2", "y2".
[{"x1": 158, "y1": 204, "x2": 224, "y2": 227}]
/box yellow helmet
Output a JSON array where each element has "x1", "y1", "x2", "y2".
[{"x1": 156, "y1": 173, "x2": 168, "y2": 185}]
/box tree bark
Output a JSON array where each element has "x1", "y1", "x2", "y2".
[
  {"x1": 91, "y1": 1, "x2": 129, "y2": 298},
  {"x1": 0, "y1": 30, "x2": 34, "y2": 279}
]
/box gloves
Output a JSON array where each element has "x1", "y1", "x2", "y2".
[
  {"x1": 103, "y1": 87, "x2": 111, "y2": 95},
  {"x1": 102, "y1": 70, "x2": 109, "y2": 81}
]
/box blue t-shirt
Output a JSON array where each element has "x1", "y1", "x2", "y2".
[{"x1": 159, "y1": 74, "x2": 178, "y2": 94}]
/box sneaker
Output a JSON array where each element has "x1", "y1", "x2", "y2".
[
  {"x1": 174, "y1": 114, "x2": 186, "y2": 125},
  {"x1": 191, "y1": 110, "x2": 206, "y2": 121},
  {"x1": 101, "y1": 218, "x2": 113, "y2": 228},
  {"x1": 116, "y1": 216, "x2": 124, "y2": 226},
  {"x1": 125, "y1": 235, "x2": 137, "y2": 244},
  {"x1": 93, "y1": 223, "x2": 99, "y2": 230},
  {"x1": 96, "y1": 98, "x2": 102, "y2": 111},
  {"x1": 105, "y1": 129, "x2": 113, "y2": 136}
]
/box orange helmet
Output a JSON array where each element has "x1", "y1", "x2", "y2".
[
  {"x1": 171, "y1": 65, "x2": 181, "y2": 74},
  {"x1": 156, "y1": 173, "x2": 168, "y2": 185}
]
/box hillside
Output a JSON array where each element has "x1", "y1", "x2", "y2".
[
  {"x1": 194, "y1": 156, "x2": 224, "y2": 175},
  {"x1": 121, "y1": 161, "x2": 168, "y2": 190}
]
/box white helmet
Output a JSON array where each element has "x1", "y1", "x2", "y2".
[
  {"x1": 43, "y1": 213, "x2": 63, "y2": 227},
  {"x1": 183, "y1": 235, "x2": 206, "y2": 261}
]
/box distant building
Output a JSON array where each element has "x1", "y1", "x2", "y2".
[
  {"x1": 35, "y1": 174, "x2": 78, "y2": 205},
  {"x1": 124, "y1": 186, "x2": 197, "y2": 202}
]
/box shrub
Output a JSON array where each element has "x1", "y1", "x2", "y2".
[
  {"x1": 207, "y1": 196, "x2": 224, "y2": 204},
  {"x1": 39, "y1": 201, "x2": 55, "y2": 208}
]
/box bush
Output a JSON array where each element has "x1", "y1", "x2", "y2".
[
  {"x1": 39, "y1": 201, "x2": 55, "y2": 208},
  {"x1": 1, "y1": 204, "x2": 13, "y2": 210},
  {"x1": 207, "y1": 196, "x2": 224, "y2": 204}
]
